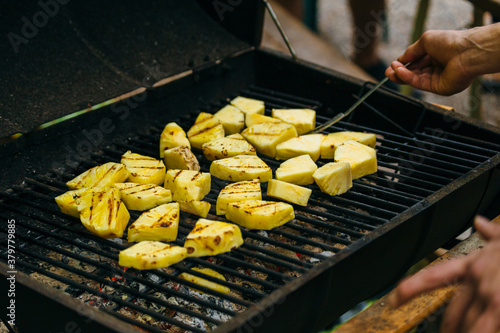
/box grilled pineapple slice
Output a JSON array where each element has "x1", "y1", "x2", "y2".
[
  {"x1": 313, "y1": 162, "x2": 352, "y2": 196},
  {"x1": 121, "y1": 151, "x2": 166, "y2": 186},
  {"x1": 113, "y1": 183, "x2": 172, "y2": 211},
  {"x1": 214, "y1": 105, "x2": 245, "y2": 135},
  {"x1": 127, "y1": 203, "x2": 180, "y2": 242},
  {"x1": 210, "y1": 155, "x2": 272, "y2": 182},
  {"x1": 334, "y1": 140, "x2": 377, "y2": 179},
  {"x1": 55, "y1": 188, "x2": 91, "y2": 218},
  {"x1": 245, "y1": 113, "x2": 282, "y2": 128},
  {"x1": 187, "y1": 112, "x2": 225, "y2": 149},
  {"x1": 275, "y1": 154, "x2": 318, "y2": 185},
  {"x1": 184, "y1": 219, "x2": 243, "y2": 257},
  {"x1": 226, "y1": 200, "x2": 295, "y2": 230},
  {"x1": 241, "y1": 122, "x2": 297, "y2": 158},
  {"x1": 179, "y1": 268, "x2": 230, "y2": 294},
  {"x1": 119, "y1": 241, "x2": 187, "y2": 270},
  {"x1": 159, "y1": 122, "x2": 191, "y2": 158},
  {"x1": 275, "y1": 134, "x2": 324, "y2": 161},
  {"x1": 178, "y1": 200, "x2": 211, "y2": 218},
  {"x1": 202, "y1": 133, "x2": 256, "y2": 161},
  {"x1": 164, "y1": 169, "x2": 211, "y2": 201},
  {"x1": 76, "y1": 187, "x2": 130, "y2": 238},
  {"x1": 66, "y1": 162, "x2": 129, "y2": 190},
  {"x1": 272, "y1": 108, "x2": 316, "y2": 135},
  {"x1": 230, "y1": 96, "x2": 265, "y2": 115},
  {"x1": 267, "y1": 179, "x2": 311, "y2": 206},
  {"x1": 216, "y1": 179, "x2": 262, "y2": 215},
  {"x1": 320, "y1": 131, "x2": 377, "y2": 159},
  {"x1": 164, "y1": 145, "x2": 200, "y2": 171}
]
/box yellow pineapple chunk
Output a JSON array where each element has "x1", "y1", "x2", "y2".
[
  {"x1": 202, "y1": 133, "x2": 256, "y2": 161},
  {"x1": 216, "y1": 179, "x2": 262, "y2": 215},
  {"x1": 184, "y1": 219, "x2": 243, "y2": 257},
  {"x1": 275, "y1": 134, "x2": 324, "y2": 161},
  {"x1": 210, "y1": 155, "x2": 272, "y2": 182},
  {"x1": 179, "y1": 268, "x2": 230, "y2": 294},
  {"x1": 230, "y1": 96, "x2": 265, "y2": 115},
  {"x1": 275, "y1": 154, "x2": 318, "y2": 185},
  {"x1": 159, "y1": 122, "x2": 191, "y2": 158},
  {"x1": 119, "y1": 241, "x2": 187, "y2": 270},
  {"x1": 245, "y1": 113, "x2": 282, "y2": 128},
  {"x1": 214, "y1": 105, "x2": 245, "y2": 135},
  {"x1": 113, "y1": 183, "x2": 172, "y2": 211},
  {"x1": 164, "y1": 169, "x2": 211, "y2": 201},
  {"x1": 334, "y1": 140, "x2": 377, "y2": 179},
  {"x1": 76, "y1": 187, "x2": 130, "y2": 238},
  {"x1": 187, "y1": 112, "x2": 225, "y2": 149},
  {"x1": 320, "y1": 131, "x2": 377, "y2": 159},
  {"x1": 127, "y1": 203, "x2": 179, "y2": 242},
  {"x1": 226, "y1": 200, "x2": 294, "y2": 230},
  {"x1": 241, "y1": 122, "x2": 297, "y2": 158},
  {"x1": 164, "y1": 145, "x2": 200, "y2": 171},
  {"x1": 55, "y1": 188, "x2": 91, "y2": 218},
  {"x1": 272, "y1": 108, "x2": 316, "y2": 135},
  {"x1": 66, "y1": 162, "x2": 129, "y2": 190},
  {"x1": 313, "y1": 162, "x2": 352, "y2": 196},
  {"x1": 178, "y1": 200, "x2": 211, "y2": 218},
  {"x1": 121, "y1": 151, "x2": 166, "y2": 186},
  {"x1": 267, "y1": 179, "x2": 311, "y2": 206}
]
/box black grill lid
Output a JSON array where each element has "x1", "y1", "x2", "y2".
[{"x1": 0, "y1": 0, "x2": 263, "y2": 139}]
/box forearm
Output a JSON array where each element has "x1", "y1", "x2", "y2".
[{"x1": 461, "y1": 23, "x2": 500, "y2": 77}]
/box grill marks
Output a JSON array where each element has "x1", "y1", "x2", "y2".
[{"x1": 66, "y1": 162, "x2": 129, "y2": 190}]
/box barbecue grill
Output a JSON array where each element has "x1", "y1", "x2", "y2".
[{"x1": 1, "y1": 1, "x2": 500, "y2": 332}]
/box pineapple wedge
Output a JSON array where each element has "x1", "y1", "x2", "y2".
[
  {"x1": 267, "y1": 179, "x2": 311, "y2": 206},
  {"x1": 164, "y1": 145, "x2": 200, "y2": 171},
  {"x1": 164, "y1": 169, "x2": 211, "y2": 201},
  {"x1": 76, "y1": 187, "x2": 130, "y2": 238},
  {"x1": 210, "y1": 155, "x2": 272, "y2": 182},
  {"x1": 121, "y1": 151, "x2": 166, "y2": 186},
  {"x1": 214, "y1": 105, "x2": 245, "y2": 135},
  {"x1": 66, "y1": 162, "x2": 129, "y2": 190},
  {"x1": 187, "y1": 112, "x2": 225, "y2": 149},
  {"x1": 245, "y1": 113, "x2": 282, "y2": 128},
  {"x1": 202, "y1": 133, "x2": 256, "y2": 161},
  {"x1": 216, "y1": 179, "x2": 262, "y2": 215},
  {"x1": 127, "y1": 203, "x2": 180, "y2": 242},
  {"x1": 272, "y1": 108, "x2": 316, "y2": 135},
  {"x1": 226, "y1": 200, "x2": 295, "y2": 230},
  {"x1": 55, "y1": 188, "x2": 91, "y2": 218},
  {"x1": 313, "y1": 162, "x2": 352, "y2": 196},
  {"x1": 113, "y1": 183, "x2": 172, "y2": 211},
  {"x1": 275, "y1": 134, "x2": 324, "y2": 161},
  {"x1": 334, "y1": 140, "x2": 377, "y2": 179},
  {"x1": 230, "y1": 96, "x2": 265, "y2": 115},
  {"x1": 184, "y1": 219, "x2": 243, "y2": 257},
  {"x1": 241, "y1": 122, "x2": 297, "y2": 158},
  {"x1": 320, "y1": 131, "x2": 377, "y2": 159},
  {"x1": 119, "y1": 241, "x2": 187, "y2": 270},
  {"x1": 179, "y1": 267, "x2": 230, "y2": 294},
  {"x1": 159, "y1": 122, "x2": 191, "y2": 158},
  {"x1": 178, "y1": 200, "x2": 211, "y2": 218},
  {"x1": 275, "y1": 154, "x2": 318, "y2": 185}
]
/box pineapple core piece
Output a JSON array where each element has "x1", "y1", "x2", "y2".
[
  {"x1": 164, "y1": 145, "x2": 200, "y2": 171},
  {"x1": 178, "y1": 200, "x2": 211, "y2": 218},
  {"x1": 210, "y1": 155, "x2": 272, "y2": 182},
  {"x1": 320, "y1": 131, "x2": 377, "y2": 159},
  {"x1": 245, "y1": 113, "x2": 282, "y2": 128},
  {"x1": 272, "y1": 108, "x2": 316, "y2": 135},
  {"x1": 119, "y1": 241, "x2": 187, "y2": 270},
  {"x1": 179, "y1": 267, "x2": 230, "y2": 294},
  {"x1": 66, "y1": 162, "x2": 129, "y2": 190},
  {"x1": 55, "y1": 188, "x2": 91, "y2": 218},
  {"x1": 164, "y1": 169, "x2": 211, "y2": 201},
  {"x1": 241, "y1": 122, "x2": 297, "y2": 158},
  {"x1": 159, "y1": 122, "x2": 191, "y2": 158},
  {"x1": 230, "y1": 96, "x2": 265, "y2": 115},
  {"x1": 275, "y1": 134, "x2": 324, "y2": 161},
  {"x1": 113, "y1": 183, "x2": 172, "y2": 211},
  {"x1": 216, "y1": 179, "x2": 262, "y2": 215},
  {"x1": 226, "y1": 200, "x2": 295, "y2": 230},
  {"x1": 214, "y1": 105, "x2": 245, "y2": 135},
  {"x1": 184, "y1": 219, "x2": 244, "y2": 257},
  {"x1": 313, "y1": 162, "x2": 352, "y2": 196},
  {"x1": 127, "y1": 203, "x2": 180, "y2": 242},
  {"x1": 267, "y1": 179, "x2": 311, "y2": 206},
  {"x1": 275, "y1": 154, "x2": 318, "y2": 185},
  {"x1": 187, "y1": 112, "x2": 225, "y2": 149},
  {"x1": 202, "y1": 133, "x2": 256, "y2": 161},
  {"x1": 334, "y1": 140, "x2": 377, "y2": 179},
  {"x1": 121, "y1": 151, "x2": 166, "y2": 186},
  {"x1": 76, "y1": 187, "x2": 130, "y2": 238}
]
